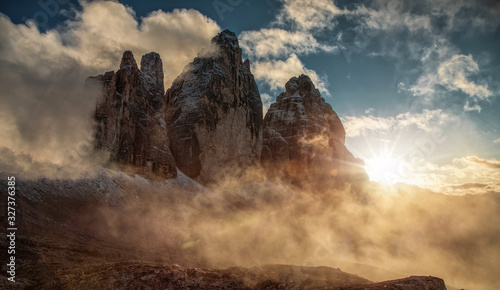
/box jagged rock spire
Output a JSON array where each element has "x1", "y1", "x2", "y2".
[
  {"x1": 141, "y1": 52, "x2": 164, "y2": 88},
  {"x1": 119, "y1": 50, "x2": 137, "y2": 70},
  {"x1": 164, "y1": 30, "x2": 263, "y2": 183},
  {"x1": 89, "y1": 50, "x2": 176, "y2": 179},
  {"x1": 262, "y1": 75, "x2": 365, "y2": 187}
]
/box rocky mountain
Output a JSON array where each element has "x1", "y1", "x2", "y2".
[
  {"x1": 3, "y1": 29, "x2": 493, "y2": 290},
  {"x1": 164, "y1": 30, "x2": 263, "y2": 183},
  {"x1": 261, "y1": 75, "x2": 365, "y2": 186},
  {"x1": 88, "y1": 51, "x2": 177, "y2": 179},
  {"x1": 89, "y1": 31, "x2": 361, "y2": 186}
]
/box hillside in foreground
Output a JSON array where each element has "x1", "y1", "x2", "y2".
[{"x1": 0, "y1": 171, "x2": 454, "y2": 289}]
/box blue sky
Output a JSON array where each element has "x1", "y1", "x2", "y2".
[{"x1": 0, "y1": 0, "x2": 499, "y2": 194}]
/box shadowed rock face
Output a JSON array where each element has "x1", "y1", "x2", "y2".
[
  {"x1": 261, "y1": 75, "x2": 365, "y2": 186},
  {"x1": 165, "y1": 30, "x2": 263, "y2": 183},
  {"x1": 88, "y1": 51, "x2": 176, "y2": 178}
]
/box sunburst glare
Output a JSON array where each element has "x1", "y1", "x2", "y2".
[{"x1": 365, "y1": 154, "x2": 402, "y2": 183}]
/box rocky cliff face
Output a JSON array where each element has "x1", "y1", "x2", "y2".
[
  {"x1": 88, "y1": 32, "x2": 362, "y2": 185},
  {"x1": 88, "y1": 51, "x2": 176, "y2": 178},
  {"x1": 261, "y1": 75, "x2": 364, "y2": 186},
  {"x1": 164, "y1": 30, "x2": 263, "y2": 182}
]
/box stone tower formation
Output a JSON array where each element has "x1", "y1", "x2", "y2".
[{"x1": 88, "y1": 30, "x2": 365, "y2": 185}]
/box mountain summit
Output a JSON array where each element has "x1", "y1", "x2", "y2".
[
  {"x1": 88, "y1": 50, "x2": 176, "y2": 178},
  {"x1": 88, "y1": 30, "x2": 363, "y2": 185},
  {"x1": 164, "y1": 29, "x2": 263, "y2": 182},
  {"x1": 262, "y1": 74, "x2": 365, "y2": 186}
]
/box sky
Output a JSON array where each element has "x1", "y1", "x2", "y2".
[{"x1": 0, "y1": 0, "x2": 499, "y2": 194}]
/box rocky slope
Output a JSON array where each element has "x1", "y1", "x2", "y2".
[
  {"x1": 88, "y1": 51, "x2": 176, "y2": 179},
  {"x1": 164, "y1": 30, "x2": 263, "y2": 183},
  {"x1": 261, "y1": 75, "x2": 365, "y2": 186},
  {"x1": 0, "y1": 173, "x2": 449, "y2": 289}
]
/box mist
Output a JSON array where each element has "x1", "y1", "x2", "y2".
[
  {"x1": 1, "y1": 2, "x2": 499, "y2": 290},
  {"x1": 0, "y1": 1, "x2": 220, "y2": 172},
  {"x1": 52, "y1": 166, "x2": 497, "y2": 290}
]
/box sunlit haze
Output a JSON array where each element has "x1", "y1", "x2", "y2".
[
  {"x1": 1, "y1": 1, "x2": 499, "y2": 289},
  {"x1": 365, "y1": 155, "x2": 402, "y2": 183}
]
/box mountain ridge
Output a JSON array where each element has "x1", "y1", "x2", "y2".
[{"x1": 89, "y1": 29, "x2": 363, "y2": 186}]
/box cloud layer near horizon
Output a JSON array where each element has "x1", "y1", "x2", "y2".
[{"x1": 0, "y1": 1, "x2": 220, "y2": 169}]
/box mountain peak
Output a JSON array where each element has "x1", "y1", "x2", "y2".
[
  {"x1": 165, "y1": 29, "x2": 262, "y2": 183},
  {"x1": 140, "y1": 52, "x2": 164, "y2": 87},
  {"x1": 211, "y1": 29, "x2": 240, "y2": 50},
  {"x1": 285, "y1": 74, "x2": 315, "y2": 95},
  {"x1": 92, "y1": 50, "x2": 176, "y2": 179},
  {"x1": 262, "y1": 75, "x2": 365, "y2": 187},
  {"x1": 279, "y1": 74, "x2": 321, "y2": 103},
  {"x1": 120, "y1": 50, "x2": 137, "y2": 70}
]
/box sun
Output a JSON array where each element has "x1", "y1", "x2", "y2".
[{"x1": 364, "y1": 155, "x2": 402, "y2": 183}]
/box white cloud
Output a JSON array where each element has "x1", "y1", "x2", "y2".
[
  {"x1": 69, "y1": 2, "x2": 220, "y2": 85},
  {"x1": 348, "y1": 1, "x2": 498, "y2": 111},
  {"x1": 494, "y1": 138, "x2": 500, "y2": 145},
  {"x1": 398, "y1": 155, "x2": 500, "y2": 194},
  {"x1": 4, "y1": 2, "x2": 220, "y2": 85},
  {"x1": 352, "y1": 1, "x2": 431, "y2": 33},
  {"x1": 457, "y1": 155, "x2": 500, "y2": 169},
  {"x1": 438, "y1": 54, "x2": 492, "y2": 100},
  {"x1": 238, "y1": 0, "x2": 342, "y2": 93},
  {"x1": 239, "y1": 28, "x2": 337, "y2": 59},
  {"x1": 0, "y1": 2, "x2": 220, "y2": 165},
  {"x1": 261, "y1": 93, "x2": 273, "y2": 115},
  {"x1": 342, "y1": 109, "x2": 451, "y2": 137},
  {"x1": 408, "y1": 72, "x2": 439, "y2": 101},
  {"x1": 410, "y1": 54, "x2": 493, "y2": 111},
  {"x1": 463, "y1": 101, "x2": 482, "y2": 112},
  {"x1": 364, "y1": 108, "x2": 375, "y2": 115},
  {"x1": 275, "y1": 0, "x2": 342, "y2": 31},
  {"x1": 442, "y1": 182, "x2": 500, "y2": 195},
  {"x1": 252, "y1": 54, "x2": 329, "y2": 95}
]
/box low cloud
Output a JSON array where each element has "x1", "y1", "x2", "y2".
[
  {"x1": 409, "y1": 53, "x2": 494, "y2": 112},
  {"x1": 352, "y1": 0, "x2": 431, "y2": 33},
  {"x1": 252, "y1": 54, "x2": 329, "y2": 95},
  {"x1": 23, "y1": 165, "x2": 500, "y2": 290},
  {"x1": 437, "y1": 54, "x2": 492, "y2": 110},
  {"x1": 0, "y1": 2, "x2": 220, "y2": 169},
  {"x1": 460, "y1": 155, "x2": 500, "y2": 169},
  {"x1": 240, "y1": 28, "x2": 336, "y2": 59},
  {"x1": 239, "y1": 0, "x2": 342, "y2": 95},
  {"x1": 275, "y1": 0, "x2": 342, "y2": 31},
  {"x1": 442, "y1": 182, "x2": 500, "y2": 195},
  {"x1": 261, "y1": 93, "x2": 273, "y2": 115},
  {"x1": 342, "y1": 109, "x2": 452, "y2": 137},
  {"x1": 398, "y1": 156, "x2": 500, "y2": 193}
]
